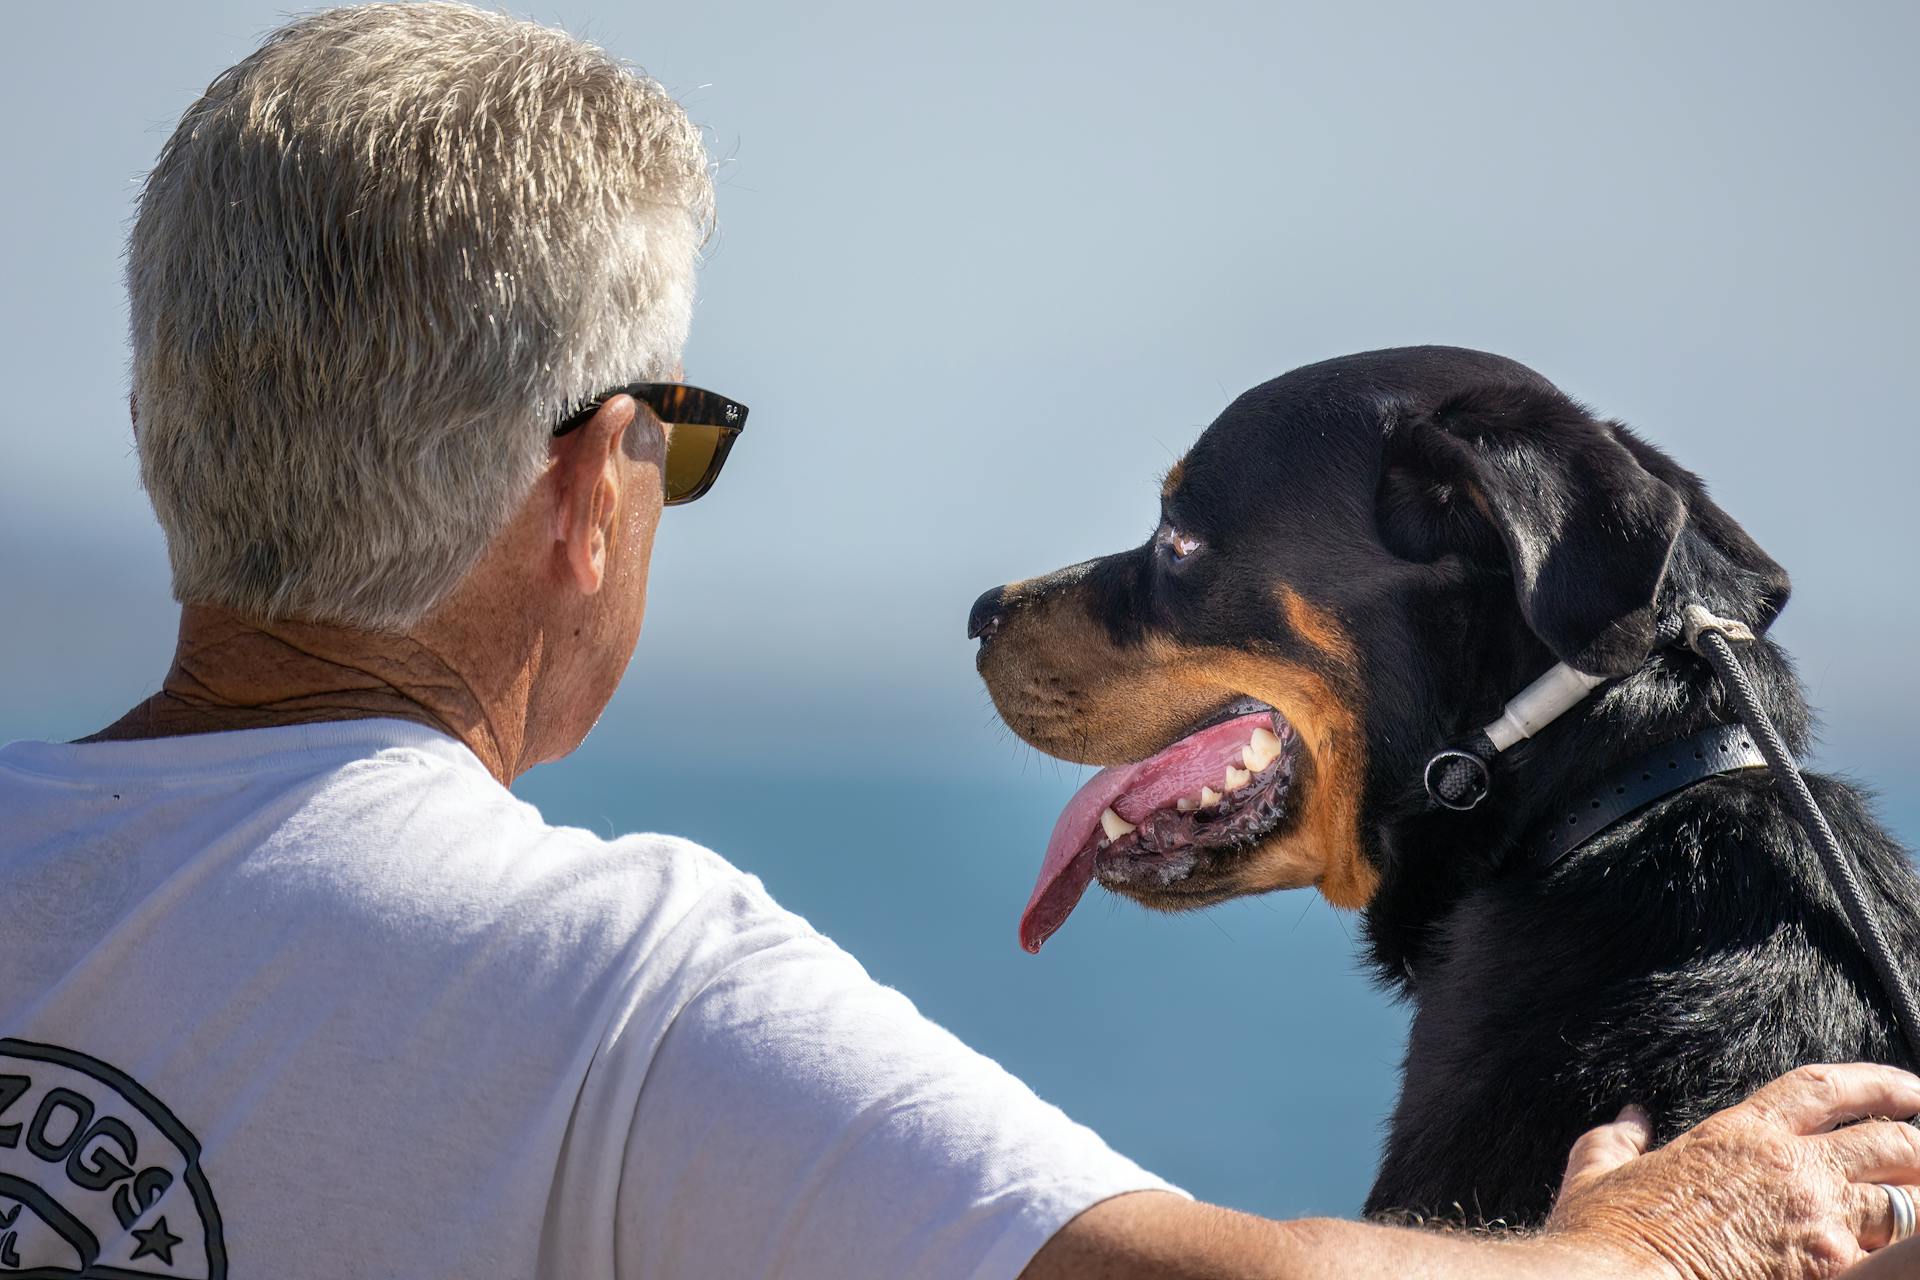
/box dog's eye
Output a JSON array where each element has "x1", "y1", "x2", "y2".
[{"x1": 1158, "y1": 525, "x2": 1202, "y2": 562}]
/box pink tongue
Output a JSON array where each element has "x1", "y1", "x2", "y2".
[{"x1": 1019, "y1": 712, "x2": 1273, "y2": 953}]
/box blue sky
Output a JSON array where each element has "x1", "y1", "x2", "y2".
[{"x1": 3, "y1": 0, "x2": 1916, "y2": 1217}]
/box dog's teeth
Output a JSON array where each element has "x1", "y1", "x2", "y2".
[
  {"x1": 1247, "y1": 727, "x2": 1285, "y2": 771},
  {"x1": 1200, "y1": 786, "x2": 1222, "y2": 808},
  {"x1": 1224, "y1": 766, "x2": 1252, "y2": 793},
  {"x1": 1100, "y1": 807, "x2": 1137, "y2": 841},
  {"x1": 1176, "y1": 795, "x2": 1199, "y2": 812}
]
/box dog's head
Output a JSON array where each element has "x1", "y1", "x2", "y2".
[{"x1": 972, "y1": 346, "x2": 1790, "y2": 952}]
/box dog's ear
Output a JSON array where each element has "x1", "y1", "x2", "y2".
[
  {"x1": 1377, "y1": 383, "x2": 1687, "y2": 677},
  {"x1": 1611, "y1": 430, "x2": 1792, "y2": 635}
]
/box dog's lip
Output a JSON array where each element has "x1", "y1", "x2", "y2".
[
  {"x1": 1019, "y1": 701, "x2": 1297, "y2": 954},
  {"x1": 1165, "y1": 696, "x2": 1277, "y2": 742}
]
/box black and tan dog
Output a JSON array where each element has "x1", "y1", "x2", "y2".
[{"x1": 969, "y1": 346, "x2": 1920, "y2": 1228}]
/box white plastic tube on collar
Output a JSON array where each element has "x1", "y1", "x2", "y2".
[{"x1": 1482, "y1": 662, "x2": 1608, "y2": 752}]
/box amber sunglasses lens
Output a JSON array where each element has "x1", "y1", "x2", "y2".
[{"x1": 663, "y1": 423, "x2": 725, "y2": 502}]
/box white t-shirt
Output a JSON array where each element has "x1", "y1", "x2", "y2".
[{"x1": 0, "y1": 719, "x2": 1177, "y2": 1279}]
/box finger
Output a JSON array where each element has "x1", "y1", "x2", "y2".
[
  {"x1": 1845, "y1": 1233, "x2": 1920, "y2": 1278},
  {"x1": 1561, "y1": 1105, "x2": 1653, "y2": 1190},
  {"x1": 1742, "y1": 1064, "x2": 1920, "y2": 1136},
  {"x1": 1823, "y1": 1120, "x2": 1920, "y2": 1184},
  {"x1": 1849, "y1": 1182, "x2": 1920, "y2": 1254}
]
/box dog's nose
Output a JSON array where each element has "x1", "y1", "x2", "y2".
[{"x1": 968, "y1": 586, "x2": 1007, "y2": 641}]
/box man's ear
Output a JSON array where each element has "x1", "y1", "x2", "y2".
[
  {"x1": 1378, "y1": 383, "x2": 1687, "y2": 677},
  {"x1": 551, "y1": 395, "x2": 637, "y2": 595}
]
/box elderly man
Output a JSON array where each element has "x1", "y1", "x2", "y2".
[{"x1": 2, "y1": 5, "x2": 1917, "y2": 1278}]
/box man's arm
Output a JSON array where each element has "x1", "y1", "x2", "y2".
[
  {"x1": 1024, "y1": 1064, "x2": 1920, "y2": 1280},
  {"x1": 1025, "y1": 1196, "x2": 1640, "y2": 1280}
]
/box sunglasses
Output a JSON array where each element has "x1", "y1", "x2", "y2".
[{"x1": 552, "y1": 382, "x2": 748, "y2": 506}]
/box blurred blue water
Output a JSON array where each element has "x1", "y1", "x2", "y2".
[
  {"x1": 7, "y1": 541, "x2": 1914, "y2": 1220},
  {"x1": 5, "y1": 0, "x2": 1919, "y2": 1226},
  {"x1": 509, "y1": 663, "x2": 1920, "y2": 1219},
  {"x1": 516, "y1": 731, "x2": 1409, "y2": 1219}
]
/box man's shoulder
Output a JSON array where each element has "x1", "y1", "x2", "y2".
[
  {"x1": 316, "y1": 727, "x2": 731, "y2": 876},
  {"x1": 277, "y1": 739, "x2": 801, "y2": 987},
  {"x1": 357, "y1": 764, "x2": 755, "y2": 917}
]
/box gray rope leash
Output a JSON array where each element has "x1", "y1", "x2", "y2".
[
  {"x1": 1421, "y1": 603, "x2": 1920, "y2": 1066},
  {"x1": 1683, "y1": 606, "x2": 1920, "y2": 1068}
]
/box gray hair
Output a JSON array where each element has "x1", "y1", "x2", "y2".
[{"x1": 128, "y1": 2, "x2": 713, "y2": 630}]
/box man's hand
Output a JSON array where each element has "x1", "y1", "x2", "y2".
[
  {"x1": 1022, "y1": 1063, "x2": 1920, "y2": 1280},
  {"x1": 1548, "y1": 1063, "x2": 1920, "y2": 1278}
]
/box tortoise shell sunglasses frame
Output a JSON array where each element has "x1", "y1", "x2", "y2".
[{"x1": 552, "y1": 382, "x2": 748, "y2": 506}]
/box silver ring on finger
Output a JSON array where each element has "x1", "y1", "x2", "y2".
[{"x1": 1881, "y1": 1183, "x2": 1917, "y2": 1246}]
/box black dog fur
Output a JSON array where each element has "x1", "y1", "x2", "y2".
[{"x1": 977, "y1": 346, "x2": 1920, "y2": 1228}]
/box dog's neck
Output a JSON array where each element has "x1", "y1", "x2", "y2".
[{"x1": 1359, "y1": 627, "x2": 1812, "y2": 991}]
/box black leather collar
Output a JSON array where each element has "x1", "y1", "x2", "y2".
[{"x1": 1527, "y1": 723, "x2": 1770, "y2": 871}]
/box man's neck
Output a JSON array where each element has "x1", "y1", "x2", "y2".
[{"x1": 84, "y1": 604, "x2": 530, "y2": 784}]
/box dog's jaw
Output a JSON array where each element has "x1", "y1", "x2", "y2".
[{"x1": 1019, "y1": 706, "x2": 1305, "y2": 951}]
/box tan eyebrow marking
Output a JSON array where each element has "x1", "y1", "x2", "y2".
[
  {"x1": 1160, "y1": 458, "x2": 1187, "y2": 501},
  {"x1": 1281, "y1": 586, "x2": 1361, "y2": 670}
]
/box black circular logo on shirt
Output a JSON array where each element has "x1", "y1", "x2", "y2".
[{"x1": 0, "y1": 1038, "x2": 225, "y2": 1278}]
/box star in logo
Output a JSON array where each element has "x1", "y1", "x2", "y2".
[{"x1": 130, "y1": 1215, "x2": 183, "y2": 1267}]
